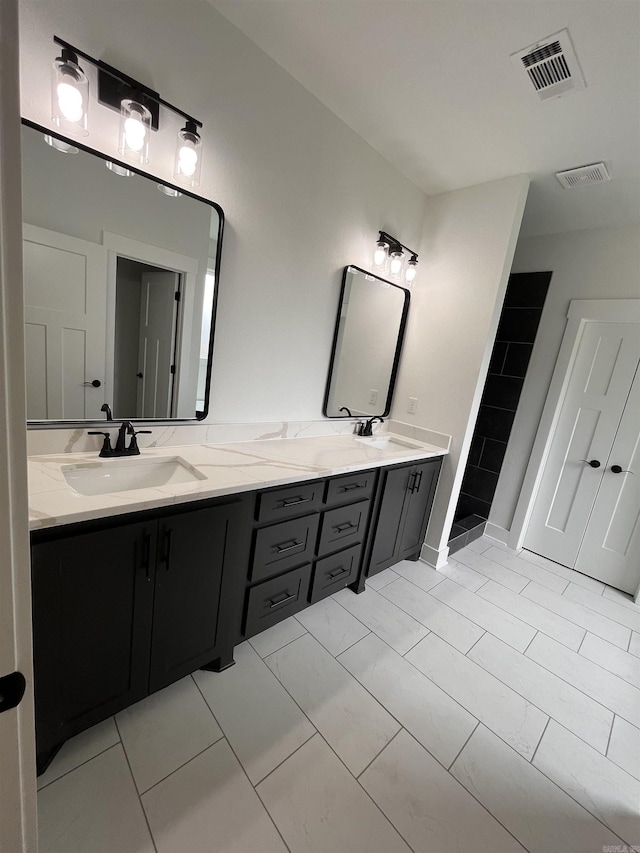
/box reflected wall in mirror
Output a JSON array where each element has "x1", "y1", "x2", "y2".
[
  {"x1": 21, "y1": 122, "x2": 222, "y2": 425},
  {"x1": 324, "y1": 265, "x2": 410, "y2": 418}
]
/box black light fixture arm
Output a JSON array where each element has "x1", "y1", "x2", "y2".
[
  {"x1": 378, "y1": 230, "x2": 418, "y2": 260},
  {"x1": 53, "y1": 36, "x2": 202, "y2": 129}
]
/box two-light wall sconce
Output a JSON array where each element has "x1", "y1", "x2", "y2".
[
  {"x1": 372, "y1": 231, "x2": 419, "y2": 286},
  {"x1": 49, "y1": 36, "x2": 203, "y2": 188}
]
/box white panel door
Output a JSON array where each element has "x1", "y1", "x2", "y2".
[
  {"x1": 23, "y1": 224, "x2": 107, "y2": 420},
  {"x1": 136, "y1": 271, "x2": 179, "y2": 418},
  {"x1": 524, "y1": 322, "x2": 640, "y2": 568},
  {"x1": 575, "y1": 365, "x2": 640, "y2": 593}
]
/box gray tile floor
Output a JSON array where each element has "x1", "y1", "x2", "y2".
[{"x1": 37, "y1": 538, "x2": 640, "y2": 852}]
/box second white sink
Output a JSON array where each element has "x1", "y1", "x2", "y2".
[{"x1": 63, "y1": 456, "x2": 206, "y2": 496}]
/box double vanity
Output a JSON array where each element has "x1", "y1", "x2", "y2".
[{"x1": 28, "y1": 431, "x2": 445, "y2": 774}]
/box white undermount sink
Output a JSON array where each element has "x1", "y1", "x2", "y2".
[
  {"x1": 62, "y1": 456, "x2": 206, "y2": 496},
  {"x1": 355, "y1": 435, "x2": 421, "y2": 451}
]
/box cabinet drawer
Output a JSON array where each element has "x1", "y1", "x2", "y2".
[
  {"x1": 318, "y1": 501, "x2": 369, "y2": 556},
  {"x1": 310, "y1": 544, "x2": 362, "y2": 603},
  {"x1": 244, "y1": 564, "x2": 312, "y2": 637},
  {"x1": 257, "y1": 482, "x2": 323, "y2": 523},
  {"x1": 251, "y1": 514, "x2": 319, "y2": 582},
  {"x1": 325, "y1": 471, "x2": 375, "y2": 507}
]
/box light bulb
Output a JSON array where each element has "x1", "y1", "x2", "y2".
[
  {"x1": 373, "y1": 240, "x2": 388, "y2": 269},
  {"x1": 389, "y1": 249, "x2": 404, "y2": 277},
  {"x1": 56, "y1": 82, "x2": 83, "y2": 122},
  {"x1": 178, "y1": 145, "x2": 198, "y2": 176},
  {"x1": 119, "y1": 100, "x2": 152, "y2": 164},
  {"x1": 51, "y1": 49, "x2": 88, "y2": 136},
  {"x1": 405, "y1": 255, "x2": 418, "y2": 285},
  {"x1": 124, "y1": 116, "x2": 146, "y2": 151},
  {"x1": 174, "y1": 121, "x2": 202, "y2": 187}
]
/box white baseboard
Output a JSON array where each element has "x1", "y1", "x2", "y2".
[
  {"x1": 484, "y1": 523, "x2": 521, "y2": 554},
  {"x1": 420, "y1": 541, "x2": 449, "y2": 569}
]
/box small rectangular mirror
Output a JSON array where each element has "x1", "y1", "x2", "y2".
[
  {"x1": 21, "y1": 121, "x2": 223, "y2": 426},
  {"x1": 323, "y1": 265, "x2": 410, "y2": 418}
]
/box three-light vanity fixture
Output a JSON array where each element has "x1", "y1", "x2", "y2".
[
  {"x1": 49, "y1": 36, "x2": 203, "y2": 187},
  {"x1": 372, "y1": 231, "x2": 419, "y2": 286}
]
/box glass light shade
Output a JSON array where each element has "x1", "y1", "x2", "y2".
[
  {"x1": 174, "y1": 122, "x2": 202, "y2": 188},
  {"x1": 119, "y1": 100, "x2": 151, "y2": 164},
  {"x1": 106, "y1": 161, "x2": 134, "y2": 177},
  {"x1": 44, "y1": 134, "x2": 78, "y2": 154},
  {"x1": 51, "y1": 52, "x2": 88, "y2": 136},
  {"x1": 405, "y1": 257, "x2": 418, "y2": 285},
  {"x1": 372, "y1": 240, "x2": 388, "y2": 271},
  {"x1": 389, "y1": 249, "x2": 404, "y2": 279},
  {"x1": 158, "y1": 184, "x2": 183, "y2": 198}
]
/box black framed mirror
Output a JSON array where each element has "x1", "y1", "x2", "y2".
[
  {"x1": 323, "y1": 265, "x2": 410, "y2": 418},
  {"x1": 21, "y1": 120, "x2": 223, "y2": 427}
]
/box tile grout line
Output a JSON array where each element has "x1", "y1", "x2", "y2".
[
  {"x1": 35, "y1": 737, "x2": 121, "y2": 793},
  {"x1": 249, "y1": 627, "x2": 310, "y2": 660},
  {"x1": 529, "y1": 716, "x2": 550, "y2": 765},
  {"x1": 134, "y1": 736, "x2": 225, "y2": 798},
  {"x1": 562, "y1": 584, "x2": 640, "y2": 632},
  {"x1": 522, "y1": 630, "x2": 539, "y2": 656},
  {"x1": 605, "y1": 714, "x2": 616, "y2": 756},
  {"x1": 112, "y1": 718, "x2": 159, "y2": 853},
  {"x1": 577, "y1": 631, "x2": 587, "y2": 654},
  {"x1": 355, "y1": 726, "x2": 404, "y2": 781},
  {"x1": 463, "y1": 630, "x2": 487, "y2": 658},
  {"x1": 446, "y1": 720, "x2": 480, "y2": 771}
]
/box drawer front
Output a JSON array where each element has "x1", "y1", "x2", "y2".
[
  {"x1": 318, "y1": 501, "x2": 369, "y2": 556},
  {"x1": 251, "y1": 514, "x2": 319, "y2": 582},
  {"x1": 257, "y1": 482, "x2": 324, "y2": 523},
  {"x1": 244, "y1": 564, "x2": 312, "y2": 637},
  {"x1": 310, "y1": 544, "x2": 362, "y2": 604},
  {"x1": 325, "y1": 471, "x2": 375, "y2": 508}
]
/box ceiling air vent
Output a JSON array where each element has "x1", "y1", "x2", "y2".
[
  {"x1": 556, "y1": 163, "x2": 611, "y2": 189},
  {"x1": 511, "y1": 29, "x2": 586, "y2": 100}
]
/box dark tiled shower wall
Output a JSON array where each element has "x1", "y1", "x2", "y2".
[{"x1": 454, "y1": 272, "x2": 552, "y2": 529}]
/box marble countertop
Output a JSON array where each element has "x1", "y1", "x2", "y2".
[{"x1": 28, "y1": 432, "x2": 447, "y2": 531}]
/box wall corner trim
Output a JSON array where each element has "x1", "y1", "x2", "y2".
[{"x1": 420, "y1": 542, "x2": 449, "y2": 569}]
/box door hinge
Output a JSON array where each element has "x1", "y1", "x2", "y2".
[
  {"x1": 170, "y1": 365, "x2": 176, "y2": 374},
  {"x1": 0, "y1": 671, "x2": 26, "y2": 713}
]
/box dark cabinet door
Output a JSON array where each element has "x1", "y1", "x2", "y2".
[
  {"x1": 149, "y1": 502, "x2": 242, "y2": 692},
  {"x1": 367, "y1": 466, "x2": 413, "y2": 576},
  {"x1": 397, "y1": 459, "x2": 442, "y2": 560},
  {"x1": 31, "y1": 520, "x2": 155, "y2": 769}
]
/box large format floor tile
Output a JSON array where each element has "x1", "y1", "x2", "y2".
[
  {"x1": 436, "y1": 558, "x2": 488, "y2": 591},
  {"x1": 407, "y1": 633, "x2": 548, "y2": 760},
  {"x1": 430, "y1": 579, "x2": 536, "y2": 652},
  {"x1": 526, "y1": 633, "x2": 640, "y2": 724},
  {"x1": 522, "y1": 582, "x2": 631, "y2": 648},
  {"x1": 294, "y1": 596, "x2": 369, "y2": 656},
  {"x1": 533, "y1": 720, "x2": 640, "y2": 845},
  {"x1": 477, "y1": 579, "x2": 585, "y2": 650},
  {"x1": 454, "y1": 548, "x2": 530, "y2": 593},
  {"x1": 379, "y1": 576, "x2": 484, "y2": 653},
  {"x1": 631, "y1": 632, "x2": 640, "y2": 658},
  {"x1": 603, "y1": 585, "x2": 640, "y2": 611},
  {"x1": 193, "y1": 642, "x2": 315, "y2": 784},
  {"x1": 142, "y1": 739, "x2": 287, "y2": 853},
  {"x1": 366, "y1": 566, "x2": 399, "y2": 590},
  {"x1": 37, "y1": 717, "x2": 120, "y2": 791},
  {"x1": 333, "y1": 585, "x2": 429, "y2": 654},
  {"x1": 483, "y1": 546, "x2": 569, "y2": 594},
  {"x1": 607, "y1": 715, "x2": 640, "y2": 780},
  {"x1": 518, "y1": 549, "x2": 606, "y2": 594},
  {"x1": 339, "y1": 633, "x2": 477, "y2": 767},
  {"x1": 451, "y1": 725, "x2": 625, "y2": 853},
  {"x1": 392, "y1": 559, "x2": 446, "y2": 593},
  {"x1": 564, "y1": 582, "x2": 640, "y2": 633},
  {"x1": 38, "y1": 745, "x2": 155, "y2": 853},
  {"x1": 257, "y1": 735, "x2": 410, "y2": 853},
  {"x1": 248, "y1": 615, "x2": 307, "y2": 658},
  {"x1": 579, "y1": 631, "x2": 640, "y2": 689},
  {"x1": 265, "y1": 633, "x2": 399, "y2": 775},
  {"x1": 468, "y1": 632, "x2": 613, "y2": 753},
  {"x1": 361, "y1": 729, "x2": 524, "y2": 853},
  {"x1": 116, "y1": 675, "x2": 223, "y2": 793}
]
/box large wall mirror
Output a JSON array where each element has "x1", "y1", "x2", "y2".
[
  {"x1": 324, "y1": 265, "x2": 410, "y2": 418},
  {"x1": 21, "y1": 122, "x2": 223, "y2": 426}
]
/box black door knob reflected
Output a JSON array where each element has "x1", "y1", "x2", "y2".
[
  {"x1": 611, "y1": 465, "x2": 633, "y2": 474},
  {"x1": 136, "y1": 372, "x2": 143, "y2": 379},
  {"x1": 580, "y1": 459, "x2": 601, "y2": 468},
  {"x1": 83, "y1": 379, "x2": 101, "y2": 388}
]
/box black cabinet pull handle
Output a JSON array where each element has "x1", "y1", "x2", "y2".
[
  {"x1": 328, "y1": 566, "x2": 349, "y2": 579},
  {"x1": 415, "y1": 471, "x2": 423, "y2": 492},
  {"x1": 162, "y1": 529, "x2": 173, "y2": 569},
  {"x1": 141, "y1": 532, "x2": 151, "y2": 580},
  {"x1": 275, "y1": 539, "x2": 303, "y2": 554},
  {"x1": 268, "y1": 592, "x2": 297, "y2": 609},
  {"x1": 611, "y1": 465, "x2": 633, "y2": 474},
  {"x1": 334, "y1": 521, "x2": 357, "y2": 533},
  {"x1": 408, "y1": 471, "x2": 417, "y2": 493},
  {"x1": 580, "y1": 459, "x2": 601, "y2": 468},
  {"x1": 340, "y1": 483, "x2": 361, "y2": 492},
  {"x1": 280, "y1": 496, "x2": 312, "y2": 508}
]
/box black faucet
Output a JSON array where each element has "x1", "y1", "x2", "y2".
[
  {"x1": 88, "y1": 421, "x2": 152, "y2": 457},
  {"x1": 100, "y1": 403, "x2": 113, "y2": 421},
  {"x1": 356, "y1": 416, "x2": 384, "y2": 437}
]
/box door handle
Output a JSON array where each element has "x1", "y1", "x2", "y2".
[
  {"x1": 136, "y1": 372, "x2": 143, "y2": 379},
  {"x1": 580, "y1": 459, "x2": 601, "y2": 468},
  {"x1": 0, "y1": 671, "x2": 26, "y2": 713},
  {"x1": 82, "y1": 379, "x2": 102, "y2": 387},
  {"x1": 611, "y1": 465, "x2": 633, "y2": 474}
]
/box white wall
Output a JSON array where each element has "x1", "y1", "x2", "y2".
[
  {"x1": 18, "y1": 0, "x2": 426, "y2": 424},
  {"x1": 490, "y1": 222, "x2": 640, "y2": 535},
  {"x1": 392, "y1": 175, "x2": 530, "y2": 561}
]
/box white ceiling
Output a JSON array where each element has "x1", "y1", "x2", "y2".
[{"x1": 210, "y1": 0, "x2": 640, "y2": 236}]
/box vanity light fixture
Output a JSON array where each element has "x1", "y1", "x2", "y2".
[
  {"x1": 158, "y1": 184, "x2": 183, "y2": 198},
  {"x1": 51, "y1": 46, "x2": 89, "y2": 136},
  {"x1": 50, "y1": 37, "x2": 204, "y2": 182},
  {"x1": 43, "y1": 134, "x2": 78, "y2": 154},
  {"x1": 105, "y1": 161, "x2": 134, "y2": 177},
  {"x1": 372, "y1": 231, "x2": 419, "y2": 287}
]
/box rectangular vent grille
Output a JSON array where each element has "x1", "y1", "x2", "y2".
[
  {"x1": 556, "y1": 163, "x2": 611, "y2": 189},
  {"x1": 511, "y1": 29, "x2": 585, "y2": 100}
]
